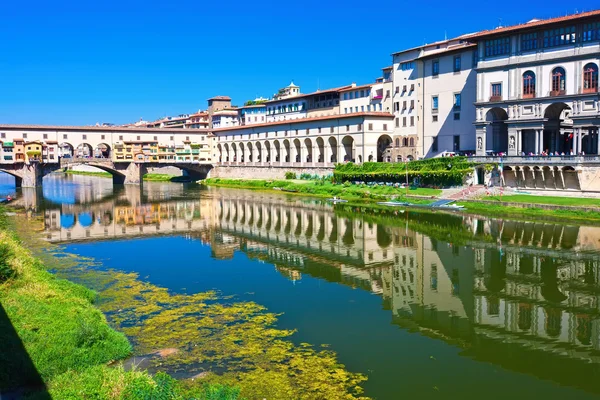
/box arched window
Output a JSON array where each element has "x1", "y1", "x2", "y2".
[
  {"x1": 409, "y1": 138, "x2": 415, "y2": 147},
  {"x1": 583, "y1": 63, "x2": 598, "y2": 93},
  {"x1": 523, "y1": 70, "x2": 536, "y2": 98},
  {"x1": 395, "y1": 138, "x2": 400, "y2": 147},
  {"x1": 403, "y1": 137, "x2": 408, "y2": 147},
  {"x1": 551, "y1": 67, "x2": 566, "y2": 95}
]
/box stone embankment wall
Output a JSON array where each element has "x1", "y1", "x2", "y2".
[
  {"x1": 210, "y1": 166, "x2": 334, "y2": 180},
  {"x1": 462, "y1": 199, "x2": 600, "y2": 213}
]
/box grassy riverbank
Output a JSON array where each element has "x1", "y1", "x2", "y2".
[
  {"x1": 63, "y1": 170, "x2": 179, "y2": 182},
  {"x1": 0, "y1": 207, "x2": 241, "y2": 399},
  {"x1": 457, "y1": 201, "x2": 600, "y2": 224},
  {"x1": 484, "y1": 194, "x2": 600, "y2": 207},
  {"x1": 203, "y1": 178, "x2": 440, "y2": 202}
]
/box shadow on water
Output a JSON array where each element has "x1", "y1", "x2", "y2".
[{"x1": 0, "y1": 302, "x2": 50, "y2": 399}]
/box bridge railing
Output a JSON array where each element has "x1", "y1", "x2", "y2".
[{"x1": 468, "y1": 155, "x2": 600, "y2": 164}]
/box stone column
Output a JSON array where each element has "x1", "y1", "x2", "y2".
[
  {"x1": 517, "y1": 129, "x2": 522, "y2": 155},
  {"x1": 534, "y1": 129, "x2": 539, "y2": 155},
  {"x1": 538, "y1": 129, "x2": 544, "y2": 154},
  {"x1": 18, "y1": 163, "x2": 44, "y2": 188},
  {"x1": 578, "y1": 128, "x2": 583, "y2": 155}
]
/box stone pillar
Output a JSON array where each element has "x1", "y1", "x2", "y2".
[
  {"x1": 517, "y1": 129, "x2": 522, "y2": 155},
  {"x1": 476, "y1": 125, "x2": 486, "y2": 156},
  {"x1": 538, "y1": 129, "x2": 544, "y2": 154},
  {"x1": 534, "y1": 129, "x2": 539, "y2": 155},
  {"x1": 19, "y1": 163, "x2": 44, "y2": 188},
  {"x1": 120, "y1": 162, "x2": 147, "y2": 185},
  {"x1": 577, "y1": 128, "x2": 583, "y2": 155}
]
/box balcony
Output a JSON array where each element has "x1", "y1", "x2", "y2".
[
  {"x1": 489, "y1": 95, "x2": 502, "y2": 102},
  {"x1": 550, "y1": 90, "x2": 566, "y2": 97},
  {"x1": 582, "y1": 87, "x2": 598, "y2": 94}
]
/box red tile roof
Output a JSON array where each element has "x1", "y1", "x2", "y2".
[
  {"x1": 0, "y1": 124, "x2": 210, "y2": 133},
  {"x1": 467, "y1": 9, "x2": 600, "y2": 39},
  {"x1": 266, "y1": 84, "x2": 354, "y2": 103},
  {"x1": 338, "y1": 83, "x2": 374, "y2": 92},
  {"x1": 208, "y1": 96, "x2": 232, "y2": 101}
]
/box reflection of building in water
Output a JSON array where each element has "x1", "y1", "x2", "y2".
[{"x1": 41, "y1": 188, "x2": 600, "y2": 388}]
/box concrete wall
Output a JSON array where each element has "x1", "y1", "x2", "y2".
[{"x1": 210, "y1": 165, "x2": 334, "y2": 180}]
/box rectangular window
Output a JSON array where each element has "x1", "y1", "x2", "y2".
[
  {"x1": 318, "y1": 127, "x2": 322, "y2": 133},
  {"x1": 432, "y1": 96, "x2": 439, "y2": 110},
  {"x1": 410, "y1": 100, "x2": 414, "y2": 109},
  {"x1": 394, "y1": 102, "x2": 399, "y2": 112},
  {"x1": 583, "y1": 22, "x2": 600, "y2": 42},
  {"x1": 344, "y1": 107, "x2": 347, "y2": 113},
  {"x1": 386, "y1": 90, "x2": 390, "y2": 98},
  {"x1": 119, "y1": 135, "x2": 124, "y2": 140},
  {"x1": 170, "y1": 136, "x2": 174, "y2": 141},
  {"x1": 23, "y1": 133, "x2": 27, "y2": 139},
  {"x1": 521, "y1": 32, "x2": 538, "y2": 51},
  {"x1": 355, "y1": 106, "x2": 359, "y2": 112},
  {"x1": 432, "y1": 137, "x2": 438, "y2": 152},
  {"x1": 330, "y1": 127, "x2": 334, "y2": 133},
  {"x1": 154, "y1": 136, "x2": 158, "y2": 141},
  {"x1": 395, "y1": 118, "x2": 399, "y2": 127},
  {"x1": 383, "y1": 124, "x2": 388, "y2": 131},
  {"x1": 543, "y1": 26, "x2": 576, "y2": 48},
  {"x1": 43, "y1": 133, "x2": 48, "y2": 139},
  {"x1": 344, "y1": 93, "x2": 348, "y2": 100},
  {"x1": 361, "y1": 105, "x2": 365, "y2": 112},
  {"x1": 453, "y1": 56, "x2": 461, "y2": 72},
  {"x1": 346, "y1": 125, "x2": 350, "y2": 132},
  {"x1": 403, "y1": 101, "x2": 407, "y2": 110},
  {"x1": 484, "y1": 37, "x2": 510, "y2": 57},
  {"x1": 432, "y1": 60, "x2": 439, "y2": 76},
  {"x1": 403, "y1": 117, "x2": 407, "y2": 127},
  {"x1": 306, "y1": 129, "x2": 310, "y2": 135},
  {"x1": 395, "y1": 86, "x2": 399, "y2": 94},
  {"x1": 403, "y1": 85, "x2": 407, "y2": 93},
  {"x1": 491, "y1": 83, "x2": 502, "y2": 100},
  {"x1": 349, "y1": 92, "x2": 353, "y2": 100},
  {"x1": 454, "y1": 112, "x2": 460, "y2": 120},
  {"x1": 368, "y1": 123, "x2": 373, "y2": 131},
  {"x1": 357, "y1": 124, "x2": 362, "y2": 130},
  {"x1": 454, "y1": 93, "x2": 461, "y2": 110},
  {"x1": 0, "y1": 133, "x2": 4, "y2": 138},
  {"x1": 410, "y1": 116, "x2": 414, "y2": 126},
  {"x1": 432, "y1": 115, "x2": 438, "y2": 122},
  {"x1": 410, "y1": 84, "x2": 414, "y2": 92}
]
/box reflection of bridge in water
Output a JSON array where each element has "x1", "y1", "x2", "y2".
[{"x1": 38, "y1": 188, "x2": 600, "y2": 393}]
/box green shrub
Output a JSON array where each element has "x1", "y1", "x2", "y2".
[{"x1": 284, "y1": 172, "x2": 296, "y2": 180}]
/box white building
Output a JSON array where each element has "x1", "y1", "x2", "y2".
[
  {"x1": 212, "y1": 109, "x2": 240, "y2": 129},
  {"x1": 472, "y1": 10, "x2": 600, "y2": 157},
  {"x1": 239, "y1": 104, "x2": 267, "y2": 125},
  {"x1": 419, "y1": 38, "x2": 477, "y2": 157}
]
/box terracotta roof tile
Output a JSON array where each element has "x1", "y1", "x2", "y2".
[
  {"x1": 467, "y1": 10, "x2": 600, "y2": 39},
  {"x1": 0, "y1": 124, "x2": 210, "y2": 133}
]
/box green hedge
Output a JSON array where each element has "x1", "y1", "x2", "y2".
[{"x1": 333, "y1": 158, "x2": 474, "y2": 186}]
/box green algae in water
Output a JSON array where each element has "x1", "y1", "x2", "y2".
[{"x1": 15, "y1": 215, "x2": 369, "y2": 400}]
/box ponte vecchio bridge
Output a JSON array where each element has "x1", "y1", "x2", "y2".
[{"x1": 0, "y1": 124, "x2": 215, "y2": 186}]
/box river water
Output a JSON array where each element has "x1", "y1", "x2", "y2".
[{"x1": 2, "y1": 172, "x2": 600, "y2": 399}]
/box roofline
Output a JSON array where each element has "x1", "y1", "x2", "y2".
[
  {"x1": 212, "y1": 112, "x2": 394, "y2": 133},
  {"x1": 265, "y1": 85, "x2": 354, "y2": 104},
  {"x1": 0, "y1": 124, "x2": 211, "y2": 133},
  {"x1": 467, "y1": 9, "x2": 600, "y2": 39},
  {"x1": 417, "y1": 43, "x2": 477, "y2": 60},
  {"x1": 338, "y1": 83, "x2": 374, "y2": 92}
]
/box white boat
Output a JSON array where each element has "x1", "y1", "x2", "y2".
[
  {"x1": 328, "y1": 198, "x2": 348, "y2": 203},
  {"x1": 377, "y1": 201, "x2": 408, "y2": 207}
]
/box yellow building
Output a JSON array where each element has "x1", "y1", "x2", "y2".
[
  {"x1": 24, "y1": 141, "x2": 43, "y2": 163},
  {"x1": 13, "y1": 139, "x2": 25, "y2": 162}
]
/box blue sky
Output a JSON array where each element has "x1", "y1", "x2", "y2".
[{"x1": 0, "y1": 0, "x2": 589, "y2": 125}]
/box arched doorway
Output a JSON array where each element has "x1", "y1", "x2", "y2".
[
  {"x1": 543, "y1": 102, "x2": 573, "y2": 155},
  {"x1": 283, "y1": 139, "x2": 291, "y2": 163},
  {"x1": 247, "y1": 142, "x2": 253, "y2": 163},
  {"x1": 341, "y1": 136, "x2": 354, "y2": 162},
  {"x1": 376, "y1": 135, "x2": 393, "y2": 162},
  {"x1": 273, "y1": 140, "x2": 281, "y2": 163},
  {"x1": 217, "y1": 144, "x2": 223, "y2": 163},
  {"x1": 231, "y1": 143, "x2": 238, "y2": 163},
  {"x1": 94, "y1": 143, "x2": 111, "y2": 158},
  {"x1": 255, "y1": 142, "x2": 262, "y2": 163},
  {"x1": 293, "y1": 138, "x2": 301, "y2": 163},
  {"x1": 59, "y1": 143, "x2": 74, "y2": 158},
  {"x1": 316, "y1": 137, "x2": 325, "y2": 163},
  {"x1": 304, "y1": 138, "x2": 313, "y2": 163},
  {"x1": 486, "y1": 108, "x2": 508, "y2": 154},
  {"x1": 264, "y1": 141, "x2": 271, "y2": 163},
  {"x1": 224, "y1": 143, "x2": 230, "y2": 162},
  {"x1": 75, "y1": 143, "x2": 93, "y2": 158},
  {"x1": 328, "y1": 137, "x2": 337, "y2": 163}
]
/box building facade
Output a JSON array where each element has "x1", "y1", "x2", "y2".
[{"x1": 472, "y1": 11, "x2": 600, "y2": 157}]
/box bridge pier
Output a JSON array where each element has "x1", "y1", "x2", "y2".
[{"x1": 113, "y1": 162, "x2": 148, "y2": 185}]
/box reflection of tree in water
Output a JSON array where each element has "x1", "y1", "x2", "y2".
[
  {"x1": 540, "y1": 258, "x2": 568, "y2": 303},
  {"x1": 377, "y1": 225, "x2": 391, "y2": 248},
  {"x1": 519, "y1": 255, "x2": 534, "y2": 274}
]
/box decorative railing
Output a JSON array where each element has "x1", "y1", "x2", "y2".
[{"x1": 469, "y1": 155, "x2": 600, "y2": 164}]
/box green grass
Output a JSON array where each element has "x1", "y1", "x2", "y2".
[
  {"x1": 63, "y1": 170, "x2": 180, "y2": 182},
  {"x1": 484, "y1": 194, "x2": 600, "y2": 208},
  {"x1": 0, "y1": 207, "x2": 242, "y2": 399},
  {"x1": 143, "y1": 173, "x2": 180, "y2": 182},
  {"x1": 64, "y1": 170, "x2": 112, "y2": 178},
  {"x1": 458, "y1": 201, "x2": 600, "y2": 224},
  {"x1": 203, "y1": 178, "x2": 441, "y2": 202}
]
